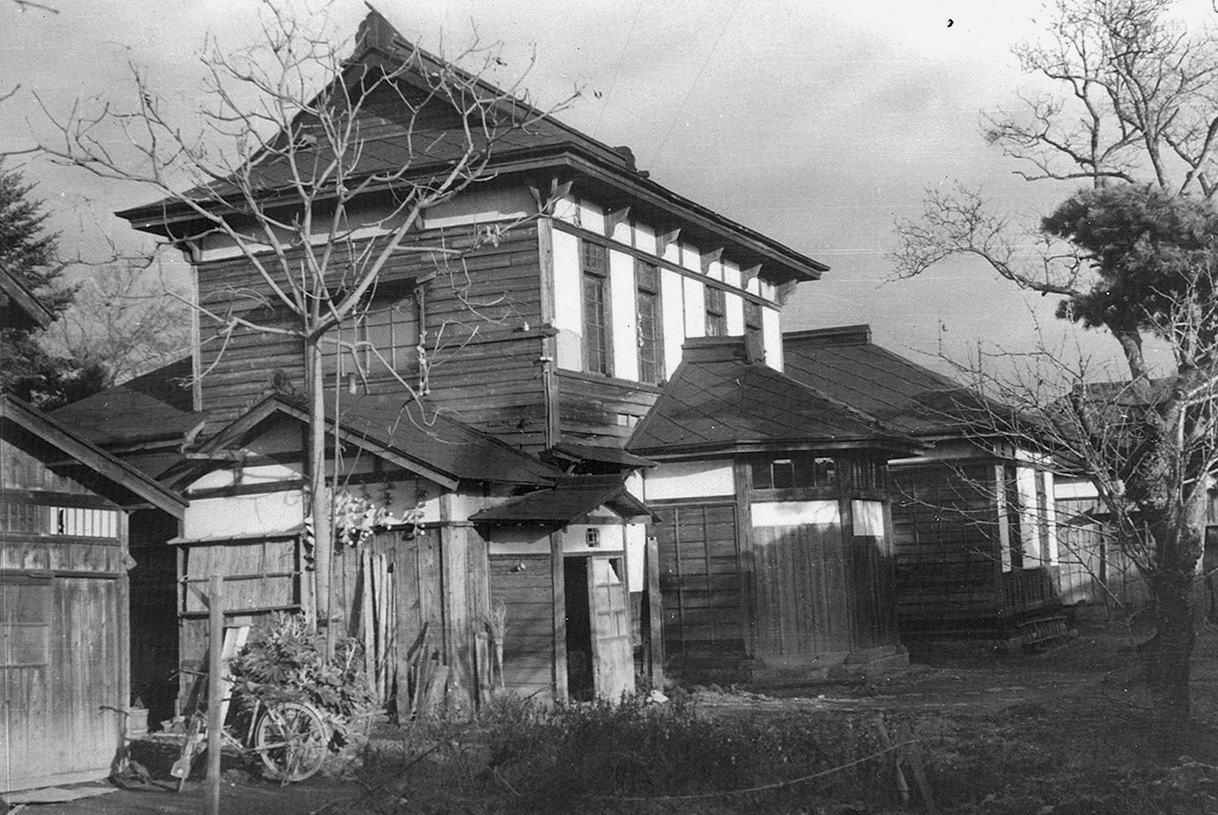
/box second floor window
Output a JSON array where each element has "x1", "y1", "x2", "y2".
[
  {"x1": 635, "y1": 260, "x2": 664, "y2": 384},
  {"x1": 582, "y1": 241, "x2": 611, "y2": 375},
  {"x1": 324, "y1": 291, "x2": 420, "y2": 379},
  {"x1": 744, "y1": 300, "x2": 764, "y2": 355},
  {"x1": 705, "y1": 285, "x2": 726, "y2": 337}
]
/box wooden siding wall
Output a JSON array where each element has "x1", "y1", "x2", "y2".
[
  {"x1": 891, "y1": 461, "x2": 1004, "y2": 630},
  {"x1": 556, "y1": 372, "x2": 661, "y2": 448},
  {"x1": 752, "y1": 521, "x2": 852, "y2": 656},
  {"x1": 654, "y1": 504, "x2": 745, "y2": 668},
  {"x1": 177, "y1": 528, "x2": 495, "y2": 716},
  {"x1": 489, "y1": 553, "x2": 553, "y2": 699},
  {"x1": 195, "y1": 223, "x2": 550, "y2": 449},
  {"x1": 1056, "y1": 496, "x2": 1151, "y2": 610},
  {"x1": 1, "y1": 433, "x2": 129, "y2": 791}
]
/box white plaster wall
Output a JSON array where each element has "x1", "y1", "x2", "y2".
[
  {"x1": 645, "y1": 460, "x2": 735, "y2": 500},
  {"x1": 681, "y1": 244, "x2": 701, "y2": 273},
  {"x1": 683, "y1": 277, "x2": 706, "y2": 339},
  {"x1": 1042, "y1": 471, "x2": 1058, "y2": 564},
  {"x1": 421, "y1": 188, "x2": 532, "y2": 229},
  {"x1": 551, "y1": 227, "x2": 583, "y2": 370},
  {"x1": 609, "y1": 248, "x2": 639, "y2": 381},
  {"x1": 706, "y1": 259, "x2": 724, "y2": 282},
  {"x1": 626, "y1": 523, "x2": 646, "y2": 593},
  {"x1": 762, "y1": 305, "x2": 783, "y2": 371},
  {"x1": 562, "y1": 523, "x2": 626, "y2": 555},
  {"x1": 634, "y1": 223, "x2": 657, "y2": 255},
  {"x1": 552, "y1": 194, "x2": 579, "y2": 225},
  {"x1": 751, "y1": 500, "x2": 840, "y2": 527},
  {"x1": 661, "y1": 269, "x2": 685, "y2": 380},
  {"x1": 611, "y1": 216, "x2": 632, "y2": 245},
  {"x1": 579, "y1": 201, "x2": 606, "y2": 235},
  {"x1": 185, "y1": 492, "x2": 306, "y2": 539},
  {"x1": 1017, "y1": 466, "x2": 1041, "y2": 562},
  {"x1": 726, "y1": 292, "x2": 745, "y2": 336},
  {"x1": 852, "y1": 500, "x2": 886, "y2": 536},
  {"x1": 662, "y1": 238, "x2": 681, "y2": 266},
  {"x1": 723, "y1": 261, "x2": 742, "y2": 289}
]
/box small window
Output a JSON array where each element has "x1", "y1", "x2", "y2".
[
  {"x1": 581, "y1": 241, "x2": 611, "y2": 375},
  {"x1": 324, "y1": 290, "x2": 421, "y2": 378},
  {"x1": 1, "y1": 578, "x2": 51, "y2": 669},
  {"x1": 705, "y1": 286, "x2": 726, "y2": 337},
  {"x1": 752, "y1": 455, "x2": 837, "y2": 490}
]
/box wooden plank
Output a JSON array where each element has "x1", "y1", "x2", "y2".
[{"x1": 549, "y1": 533, "x2": 567, "y2": 704}]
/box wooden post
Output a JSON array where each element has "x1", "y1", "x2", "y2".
[
  {"x1": 550, "y1": 531, "x2": 568, "y2": 704},
  {"x1": 645, "y1": 534, "x2": 665, "y2": 687},
  {"x1": 205, "y1": 575, "x2": 223, "y2": 815}
]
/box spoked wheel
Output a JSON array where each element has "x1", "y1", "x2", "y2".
[{"x1": 253, "y1": 701, "x2": 329, "y2": 782}]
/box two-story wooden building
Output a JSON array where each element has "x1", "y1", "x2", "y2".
[{"x1": 56, "y1": 9, "x2": 920, "y2": 711}]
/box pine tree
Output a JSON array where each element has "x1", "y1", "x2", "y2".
[{"x1": 0, "y1": 160, "x2": 104, "y2": 408}]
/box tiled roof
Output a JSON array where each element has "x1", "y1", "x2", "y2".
[
  {"x1": 782, "y1": 325, "x2": 1005, "y2": 439},
  {"x1": 627, "y1": 336, "x2": 917, "y2": 457},
  {"x1": 470, "y1": 475, "x2": 653, "y2": 524}
]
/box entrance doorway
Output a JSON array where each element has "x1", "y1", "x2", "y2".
[{"x1": 564, "y1": 555, "x2": 635, "y2": 702}]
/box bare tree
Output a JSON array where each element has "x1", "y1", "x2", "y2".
[
  {"x1": 894, "y1": 0, "x2": 1218, "y2": 741},
  {"x1": 35, "y1": 0, "x2": 572, "y2": 641},
  {"x1": 42, "y1": 261, "x2": 192, "y2": 387}
]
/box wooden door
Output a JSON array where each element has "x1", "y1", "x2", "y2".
[
  {"x1": 588, "y1": 557, "x2": 634, "y2": 701},
  {"x1": 655, "y1": 504, "x2": 745, "y2": 665}
]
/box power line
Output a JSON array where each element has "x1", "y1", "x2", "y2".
[
  {"x1": 649, "y1": 0, "x2": 743, "y2": 169},
  {"x1": 591, "y1": 0, "x2": 646, "y2": 139}
]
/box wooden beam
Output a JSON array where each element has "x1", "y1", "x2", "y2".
[
  {"x1": 656, "y1": 227, "x2": 681, "y2": 258},
  {"x1": 605, "y1": 206, "x2": 631, "y2": 236},
  {"x1": 700, "y1": 248, "x2": 725, "y2": 274}
]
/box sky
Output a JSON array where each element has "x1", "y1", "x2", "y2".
[{"x1": 1, "y1": 0, "x2": 1205, "y2": 383}]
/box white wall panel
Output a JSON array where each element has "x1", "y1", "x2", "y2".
[
  {"x1": 551, "y1": 228, "x2": 583, "y2": 370},
  {"x1": 683, "y1": 277, "x2": 706, "y2": 340},
  {"x1": 661, "y1": 269, "x2": 685, "y2": 379},
  {"x1": 645, "y1": 461, "x2": 735, "y2": 500},
  {"x1": 762, "y1": 305, "x2": 783, "y2": 371},
  {"x1": 609, "y1": 248, "x2": 639, "y2": 381},
  {"x1": 726, "y1": 292, "x2": 744, "y2": 336}
]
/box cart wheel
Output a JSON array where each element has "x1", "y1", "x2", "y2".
[{"x1": 253, "y1": 702, "x2": 329, "y2": 782}]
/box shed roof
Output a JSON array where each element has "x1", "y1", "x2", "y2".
[
  {"x1": 185, "y1": 393, "x2": 559, "y2": 490},
  {"x1": 469, "y1": 475, "x2": 654, "y2": 525},
  {"x1": 1, "y1": 395, "x2": 187, "y2": 516},
  {"x1": 0, "y1": 266, "x2": 53, "y2": 330},
  {"x1": 782, "y1": 325, "x2": 1010, "y2": 439},
  {"x1": 627, "y1": 336, "x2": 918, "y2": 459},
  {"x1": 115, "y1": 10, "x2": 826, "y2": 284}
]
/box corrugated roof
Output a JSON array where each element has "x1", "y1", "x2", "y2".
[
  {"x1": 469, "y1": 475, "x2": 654, "y2": 524},
  {"x1": 782, "y1": 325, "x2": 1007, "y2": 439},
  {"x1": 627, "y1": 336, "x2": 917, "y2": 457}
]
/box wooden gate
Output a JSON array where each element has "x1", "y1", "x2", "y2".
[{"x1": 588, "y1": 556, "x2": 634, "y2": 700}]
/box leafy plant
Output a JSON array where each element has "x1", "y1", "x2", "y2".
[{"x1": 229, "y1": 612, "x2": 378, "y2": 752}]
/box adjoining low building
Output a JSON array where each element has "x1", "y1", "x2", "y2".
[
  {"x1": 783, "y1": 325, "x2": 1068, "y2": 653},
  {"x1": 626, "y1": 336, "x2": 917, "y2": 682},
  {"x1": 0, "y1": 396, "x2": 186, "y2": 792}
]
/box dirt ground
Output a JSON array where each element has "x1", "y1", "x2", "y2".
[{"x1": 13, "y1": 617, "x2": 1218, "y2": 814}]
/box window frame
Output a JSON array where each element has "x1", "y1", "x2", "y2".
[
  {"x1": 581, "y1": 240, "x2": 613, "y2": 376},
  {"x1": 324, "y1": 287, "x2": 422, "y2": 380},
  {"x1": 704, "y1": 284, "x2": 727, "y2": 337},
  {"x1": 635, "y1": 259, "x2": 665, "y2": 385}
]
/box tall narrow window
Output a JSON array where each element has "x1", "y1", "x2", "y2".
[
  {"x1": 581, "y1": 241, "x2": 611, "y2": 375},
  {"x1": 635, "y1": 260, "x2": 664, "y2": 384},
  {"x1": 744, "y1": 300, "x2": 764, "y2": 354},
  {"x1": 705, "y1": 285, "x2": 726, "y2": 337}
]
